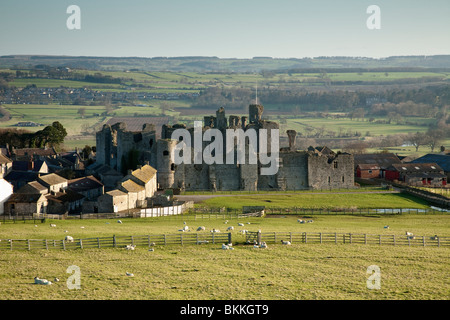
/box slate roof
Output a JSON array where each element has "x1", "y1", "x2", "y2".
[
  {"x1": 6, "y1": 193, "x2": 46, "y2": 203},
  {"x1": 410, "y1": 154, "x2": 450, "y2": 172},
  {"x1": 68, "y1": 175, "x2": 103, "y2": 192},
  {"x1": 353, "y1": 153, "x2": 402, "y2": 169},
  {"x1": 389, "y1": 163, "x2": 443, "y2": 172}
]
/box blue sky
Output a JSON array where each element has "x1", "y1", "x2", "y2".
[{"x1": 0, "y1": 0, "x2": 449, "y2": 58}]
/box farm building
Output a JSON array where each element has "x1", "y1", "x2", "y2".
[
  {"x1": 354, "y1": 153, "x2": 402, "y2": 179},
  {"x1": 385, "y1": 163, "x2": 447, "y2": 186},
  {"x1": 356, "y1": 164, "x2": 381, "y2": 179},
  {"x1": 410, "y1": 154, "x2": 450, "y2": 181},
  {"x1": 4, "y1": 193, "x2": 48, "y2": 216},
  {"x1": 46, "y1": 189, "x2": 85, "y2": 214}
]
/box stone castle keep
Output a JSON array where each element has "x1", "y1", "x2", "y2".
[{"x1": 96, "y1": 104, "x2": 354, "y2": 191}]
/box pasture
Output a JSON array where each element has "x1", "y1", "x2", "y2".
[{"x1": 0, "y1": 214, "x2": 448, "y2": 300}]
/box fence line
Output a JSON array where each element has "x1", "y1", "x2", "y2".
[
  {"x1": 246, "y1": 231, "x2": 449, "y2": 248},
  {"x1": 0, "y1": 232, "x2": 232, "y2": 251},
  {"x1": 188, "y1": 207, "x2": 449, "y2": 215}
]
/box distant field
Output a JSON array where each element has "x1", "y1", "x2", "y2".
[{"x1": 0, "y1": 215, "x2": 448, "y2": 300}]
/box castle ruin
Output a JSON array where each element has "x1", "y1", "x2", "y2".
[{"x1": 96, "y1": 104, "x2": 354, "y2": 191}]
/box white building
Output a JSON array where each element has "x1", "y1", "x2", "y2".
[{"x1": 0, "y1": 178, "x2": 14, "y2": 214}]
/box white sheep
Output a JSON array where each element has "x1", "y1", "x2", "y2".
[
  {"x1": 65, "y1": 236, "x2": 74, "y2": 243},
  {"x1": 430, "y1": 235, "x2": 439, "y2": 240},
  {"x1": 34, "y1": 277, "x2": 52, "y2": 285},
  {"x1": 210, "y1": 228, "x2": 221, "y2": 233},
  {"x1": 384, "y1": 225, "x2": 389, "y2": 229},
  {"x1": 148, "y1": 248, "x2": 154, "y2": 252},
  {"x1": 307, "y1": 220, "x2": 314, "y2": 223},
  {"x1": 197, "y1": 226, "x2": 206, "y2": 231},
  {"x1": 281, "y1": 240, "x2": 291, "y2": 245},
  {"x1": 125, "y1": 244, "x2": 136, "y2": 250},
  {"x1": 126, "y1": 272, "x2": 134, "y2": 277},
  {"x1": 259, "y1": 242, "x2": 268, "y2": 249},
  {"x1": 226, "y1": 226, "x2": 234, "y2": 231},
  {"x1": 117, "y1": 220, "x2": 122, "y2": 224},
  {"x1": 222, "y1": 243, "x2": 234, "y2": 250},
  {"x1": 238, "y1": 223, "x2": 244, "y2": 227},
  {"x1": 50, "y1": 224, "x2": 56, "y2": 227},
  {"x1": 405, "y1": 232, "x2": 413, "y2": 236},
  {"x1": 297, "y1": 219, "x2": 303, "y2": 223},
  {"x1": 240, "y1": 229, "x2": 248, "y2": 234}
]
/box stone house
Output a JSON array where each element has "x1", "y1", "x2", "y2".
[
  {"x1": 4, "y1": 193, "x2": 48, "y2": 216},
  {"x1": 37, "y1": 173, "x2": 68, "y2": 193},
  {"x1": 68, "y1": 175, "x2": 104, "y2": 200},
  {"x1": 96, "y1": 189, "x2": 129, "y2": 213}
]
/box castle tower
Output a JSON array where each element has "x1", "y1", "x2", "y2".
[
  {"x1": 156, "y1": 139, "x2": 178, "y2": 189},
  {"x1": 249, "y1": 104, "x2": 264, "y2": 124}
]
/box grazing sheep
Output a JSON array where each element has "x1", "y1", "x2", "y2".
[
  {"x1": 149, "y1": 242, "x2": 156, "y2": 246},
  {"x1": 126, "y1": 272, "x2": 134, "y2": 277},
  {"x1": 297, "y1": 219, "x2": 303, "y2": 223},
  {"x1": 240, "y1": 229, "x2": 248, "y2": 234},
  {"x1": 34, "y1": 277, "x2": 52, "y2": 285},
  {"x1": 179, "y1": 225, "x2": 189, "y2": 232},
  {"x1": 407, "y1": 235, "x2": 415, "y2": 240},
  {"x1": 125, "y1": 244, "x2": 136, "y2": 250},
  {"x1": 307, "y1": 220, "x2": 314, "y2": 223},
  {"x1": 148, "y1": 248, "x2": 154, "y2": 252},
  {"x1": 430, "y1": 235, "x2": 439, "y2": 240},
  {"x1": 50, "y1": 224, "x2": 56, "y2": 227},
  {"x1": 65, "y1": 236, "x2": 74, "y2": 243},
  {"x1": 80, "y1": 226, "x2": 85, "y2": 229},
  {"x1": 384, "y1": 225, "x2": 390, "y2": 229},
  {"x1": 196, "y1": 226, "x2": 206, "y2": 231},
  {"x1": 259, "y1": 242, "x2": 268, "y2": 249},
  {"x1": 210, "y1": 228, "x2": 221, "y2": 233},
  {"x1": 222, "y1": 243, "x2": 234, "y2": 250},
  {"x1": 281, "y1": 240, "x2": 291, "y2": 245},
  {"x1": 197, "y1": 240, "x2": 209, "y2": 244},
  {"x1": 117, "y1": 220, "x2": 122, "y2": 224},
  {"x1": 226, "y1": 226, "x2": 234, "y2": 231},
  {"x1": 224, "y1": 220, "x2": 228, "y2": 224},
  {"x1": 238, "y1": 223, "x2": 244, "y2": 227},
  {"x1": 54, "y1": 278, "x2": 60, "y2": 282},
  {"x1": 406, "y1": 232, "x2": 413, "y2": 236}
]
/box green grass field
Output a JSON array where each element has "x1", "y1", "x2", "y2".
[
  {"x1": 0, "y1": 214, "x2": 448, "y2": 300},
  {"x1": 195, "y1": 192, "x2": 431, "y2": 210}
]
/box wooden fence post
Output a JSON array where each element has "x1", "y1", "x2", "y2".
[
  {"x1": 257, "y1": 231, "x2": 262, "y2": 245},
  {"x1": 27, "y1": 239, "x2": 30, "y2": 251},
  {"x1": 335, "y1": 233, "x2": 337, "y2": 244},
  {"x1": 228, "y1": 232, "x2": 232, "y2": 245},
  {"x1": 113, "y1": 235, "x2": 116, "y2": 248}
]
